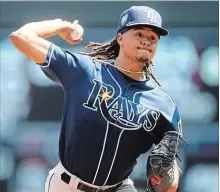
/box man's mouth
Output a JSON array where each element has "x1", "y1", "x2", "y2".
[{"x1": 137, "y1": 47, "x2": 152, "y2": 53}]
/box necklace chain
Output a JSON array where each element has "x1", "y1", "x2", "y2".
[{"x1": 95, "y1": 59, "x2": 145, "y2": 74}]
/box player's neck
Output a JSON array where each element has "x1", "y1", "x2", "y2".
[{"x1": 114, "y1": 56, "x2": 146, "y2": 81}]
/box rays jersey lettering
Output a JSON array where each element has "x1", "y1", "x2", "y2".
[{"x1": 83, "y1": 79, "x2": 160, "y2": 131}]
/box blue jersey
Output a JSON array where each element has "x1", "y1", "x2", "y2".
[{"x1": 39, "y1": 43, "x2": 182, "y2": 186}]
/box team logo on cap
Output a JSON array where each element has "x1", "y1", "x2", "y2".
[
  {"x1": 121, "y1": 13, "x2": 128, "y2": 25},
  {"x1": 144, "y1": 10, "x2": 157, "y2": 24}
]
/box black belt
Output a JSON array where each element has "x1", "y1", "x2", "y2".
[{"x1": 61, "y1": 172, "x2": 122, "y2": 192}]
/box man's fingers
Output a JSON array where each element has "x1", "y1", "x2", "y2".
[
  {"x1": 71, "y1": 38, "x2": 83, "y2": 45},
  {"x1": 149, "y1": 175, "x2": 163, "y2": 186},
  {"x1": 72, "y1": 20, "x2": 79, "y2": 29},
  {"x1": 60, "y1": 20, "x2": 82, "y2": 45},
  {"x1": 67, "y1": 37, "x2": 83, "y2": 45},
  {"x1": 62, "y1": 20, "x2": 79, "y2": 31},
  {"x1": 73, "y1": 20, "x2": 79, "y2": 24}
]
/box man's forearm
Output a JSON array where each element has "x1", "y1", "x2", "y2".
[
  {"x1": 15, "y1": 19, "x2": 65, "y2": 39},
  {"x1": 9, "y1": 19, "x2": 67, "y2": 63},
  {"x1": 9, "y1": 19, "x2": 81, "y2": 63}
]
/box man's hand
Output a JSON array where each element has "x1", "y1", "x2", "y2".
[
  {"x1": 58, "y1": 20, "x2": 83, "y2": 45},
  {"x1": 146, "y1": 131, "x2": 182, "y2": 192}
]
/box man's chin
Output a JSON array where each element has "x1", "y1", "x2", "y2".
[{"x1": 136, "y1": 56, "x2": 150, "y2": 64}]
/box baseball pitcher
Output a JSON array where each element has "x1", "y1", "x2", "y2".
[{"x1": 9, "y1": 5, "x2": 185, "y2": 192}]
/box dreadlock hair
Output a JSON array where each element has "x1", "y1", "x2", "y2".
[{"x1": 80, "y1": 38, "x2": 161, "y2": 86}]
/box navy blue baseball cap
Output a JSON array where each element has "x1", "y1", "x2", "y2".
[{"x1": 117, "y1": 6, "x2": 168, "y2": 36}]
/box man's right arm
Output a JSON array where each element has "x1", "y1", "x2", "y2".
[{"x1": 9, "y1": 19, "x2": 80, "y2": 64}]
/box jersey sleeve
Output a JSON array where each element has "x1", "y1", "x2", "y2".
[
  {"x1": 38, "y1": 43, "x2": 89, "y2": 89},
  {"x1": 153, "y1": 105, "x2": 183, "y2": 145},
  {"x1": 171, "y1": 106, "x2": 182, "y2": 134}
]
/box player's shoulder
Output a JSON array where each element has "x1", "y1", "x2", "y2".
[
  {"x1": 152, "y1": 86, "x2": 181, "y2": 125},
  {"x1": 51, "y1": 43, "x2": 92, "y2": 62},
  {"x1": 65, "y1": 49, "x2": 94, "y2": 63},
  {"x1": 155, "y1": 86, "x2": 177, "y2": 109},
  {"x1": 52, "y1": 43, "x2": 107, "y2": 68}
]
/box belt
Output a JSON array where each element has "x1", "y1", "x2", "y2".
[{"x1": 61, "y1": 172, "x2": 122, "y2": 192}]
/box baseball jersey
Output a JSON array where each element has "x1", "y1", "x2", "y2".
[{"x1": 39, "y1": 43, "x2": 182, "y2": 186}]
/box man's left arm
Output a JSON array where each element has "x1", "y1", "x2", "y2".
[{"x1": 146, "y1": 106, "x2": 184, "y2": 192}]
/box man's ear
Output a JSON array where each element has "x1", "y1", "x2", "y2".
[{"x1": 116, "y1": 33, "x2": 123, "y2": 47}]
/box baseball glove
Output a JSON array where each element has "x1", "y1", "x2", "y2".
[{"x1": 146, "y1": 131, "x2": 184, "y2": 192}]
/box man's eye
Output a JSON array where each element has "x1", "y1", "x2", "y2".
[
  {"x1": 135, "y1": 33, "x2": 142, "y2": 37},
  {"x1": 151, "y1": 36, "x2": 156, "y2": 41}
]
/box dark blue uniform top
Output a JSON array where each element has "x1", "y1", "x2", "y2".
[{"x1": 40, "y1": 43, "x2": 182, "y2": 186}]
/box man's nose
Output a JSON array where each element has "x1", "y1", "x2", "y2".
[{"x1": 141, "y1": 38, "x2": 150, "y2": 46}]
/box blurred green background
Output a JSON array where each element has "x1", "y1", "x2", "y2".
[{"x1": 0, "y1": 1, "x2": 219, "y2": 192}]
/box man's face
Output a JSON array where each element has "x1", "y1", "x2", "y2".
[{"x1": 117, "y1": 27, "x2": 159, "y2": 63}]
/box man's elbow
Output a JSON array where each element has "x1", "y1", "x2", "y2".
[
  {"x1": 9, "y1": 31, "x2": 19, "y2": 41},
  {"x1": 9, "y1": 27, "x2": 31, "y2": 41},
  {"x1": 8, "y1": 31, "x2": 26, "y2": 45},
  {"x1": 8, "y1": 31, "x2": 33, "y2": 60},
  {"x1": 9, "y1": 23, "x2": 32, "y2": 39}
]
